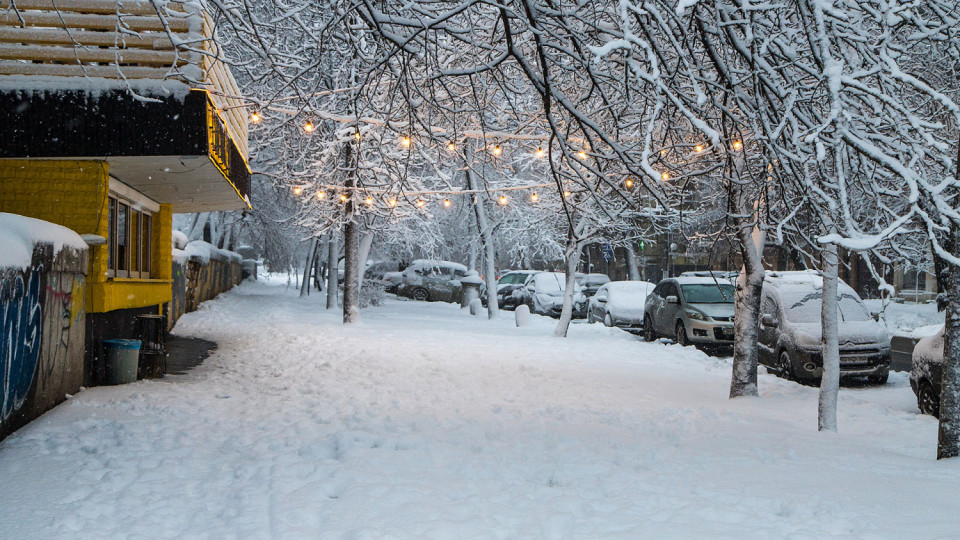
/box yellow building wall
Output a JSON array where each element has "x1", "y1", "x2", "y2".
[{"x1": 0, "y1": 159, "x2": 172, "y2": 313}]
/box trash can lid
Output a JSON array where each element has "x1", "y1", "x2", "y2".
[{"x1": 103, "y1": 339, "x2": 142, "y2": 350}]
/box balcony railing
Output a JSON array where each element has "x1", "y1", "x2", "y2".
[{"x1": 0, "y1": 0, "x2": 247, "y2": 161}]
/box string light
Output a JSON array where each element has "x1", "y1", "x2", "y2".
[
  {"x1": 492, "y1": 144, "x2": 502, "y2": 156},
  {"x1": 443, "y1": 198, "x2": 452, "y2": 208},
  {"x1": 732, "y1": 140, "x2": 743, "y2": 151},
  {"x1": 447, "y1": 142, "x2": 456, "y2": 152},
  {"x1": 388, "y1": 198, "x2": 397, "y2": 207},
  {"x1": 316, "y1": 191, "x2": 325, "y2": 200},
  {"x1": 364, "y1": 196, "x2": 374, "y2": 206},
  {"x1": 354, "y1": 131, "x2": 361, "y2": 141},
  {"x1": 303, "y1": 120, "x2": 314, "y2": 133},
  {"x1": 340, "y1": 193, "x2": 348, "y2": 202},
  {"x1": 499, "y1": 195, "x2": 508, "y2": 206},
  {"x1": 535, "y1": 147, "x2": 545, "y2": 158},
  {"x1": 416, "y1": 199, "x2": 426, "y2": 208},
  {"x1": 292, "y1": 186, "x2": 302, "y2": 195},
  {"x1": 661, "y1": 171, "x2": 670, "y2": 181},
  {"x1": 625, "y1": 178, "x2": 634, "y2": 189},
  {"x1": 695, "y1": 144, "x2": 704, "y2": 153},
  {"x1": 250, "y1": 111, "x2": 261, "y2": 124},
  {"x1": 660, "y1": 149, "x2": 667, "y2": 156},
  {"x1": 577, "y1": 150, "x2": 587, "y2": 159},
  {"x1": 401, "y1": 136, "x2": 411, "y2": 147},
  {"x1": 563, "y1": 190, "x2": 572, "y2": 198},
  {"x1": 530, "y1": 192, "x2": 539, "y2": 202}
]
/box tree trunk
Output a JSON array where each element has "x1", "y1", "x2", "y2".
[
  {"x1": 554, "y1": 229, "x2": 582, "y2": 338},
  {"x1": 819, "y1": 241, "x2": 840, "y2": 432},
  {"x1": 730, "y1": 222, "x2": 764, "y2": 398},
  {"x1": 300, "y1": 237, "x2": 319, "y2": 298},
  {"x1": 326, "y1": 236, "x2": 338, "y2": 310},
  {"x1": 356, "y1": 233, "x2": 374, "y2": 292},
  {"x1": 466, "y1": 165, "x2": 499, "y2": 319},
  {"x1": 625, "y1": 245, "x2": 641, "y2": 281},
  {"x1": 342, "y1": 143, "x2": 360, "y2": 324},
  {"x1": 937, "y1": 221, "x2": 960, "y2": 459}
]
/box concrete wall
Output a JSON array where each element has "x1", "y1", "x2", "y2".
[
  {"x1": 167, "y1": 249, "x2": 242, "y2": 330},
  {"x1": 1, "y1": 242, "x2": 87, "y2": 441}
]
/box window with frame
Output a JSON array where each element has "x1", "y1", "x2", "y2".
[{"x1": 107, "y1": 193, "x2": 153, "y2": 279}]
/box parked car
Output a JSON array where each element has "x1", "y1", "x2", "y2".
[
  {"x1": 910, "y1": 326, "x2": 944, "y2": 417},
  {"x1": 363, "y1": 261, "x2": 403, "y2": 293},
  {"x1": 397, "y1": 259, "x2": 469, "y2": 303},
  {"x1": 579, "y1": 273, "x2": 611, "y2": 298},
  {"x1": 520, "y1": 271, "x2": 587, "y2": 318},
  {"x1": 587, "y1": 280, "x2": 656, "y2": 332},
  {"x1": 643, "y1": 276, "x2": 735, "y2": 346},
  {"x1": 758, "y1": 271, "x2": 890, "y2": 384},
  {"x1": 487, "y1": 270, "x2": 538, "y2": 309}
]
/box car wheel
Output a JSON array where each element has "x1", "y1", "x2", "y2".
[
  {"x1": 778, "y1": 350, "x2": 794, "y2": 381},
  {"x1": 604, "y1": 313, "x2": 614, "y2": 328},
  {"x1": 918, "y1": 381, "x2": 940, "y2": 418},
  {"x1": 643, "y1": 315, "x2": 656, "y2": 342},
  {"x1": 411, "y1": 288, "x2": 430, "y2": 302},
  {"x1": 675, "y1": 321, "x2": 689, "y2": 346},
  {"x1": 868, "y1": 369, "x2": 889, "y2": 385}
]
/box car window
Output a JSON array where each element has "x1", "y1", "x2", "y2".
[
  {"x1": 596, "y1": 285, "x2": 608, "y2": 297},
  {"x1": 653, "y1": 283, "x2": 665, "y2": 297},
  {"x1": 761, "y1": 295, "x2": 776, "y2": 317},
  {"x1": 535, "y1": 273, "x2": 565, "y2": 292},
  {"x1": 664, "y1": 282, "x2": 679, "y2": 298},
  {"x1": 781, "y1": 291, "x2": 870, "y2": 322},
  {"x1": 680, "y1": 284, "x2": 735, "y2": 303},
  {"x1": 453, "y1": 269, "x2": 467, "y2": 278}
]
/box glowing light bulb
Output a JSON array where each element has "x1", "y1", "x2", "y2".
[
  {"x1": 535, "y1": 147, "x2": 545, "y2": 158},
  {"x1": 447, "y1": 142, "x2": 456, "y2": 151},
  {"x1": 388, "y1": 199, "x2": 397, "y2": 207},
  {"x1": 660, "y1": 149, "x2": 667, "y2": 156},
  {"x1": 661, "y1": 171, "x2": 670, "y2": 181},
  {"x1": 303, "y1": 121, "x2": 314, "y2": 133},
  {"x1": 563, "y1": 190, "x2": 571, "y2": 198},
  {"x1": 401, "y1": 136, "x2": 411, "y2": 147},
  {"x1": 365, "y1": 197, "x2": 373, "y2": 206},
  {"x1": 732, "y1": 140, "x2": 743, "y2": 151},
  {"x1": 443, "y1": 198, "x2": 451, "y2": 208},
  {"x1": 499, "y1": 195, "x2": 508, "y2": 206},
  {"x1": 316, "y1": 191, "x2": 325, "y2": 200},
  {"x1": 492, "y1": 144, "x2": 502, "y2": 156},
  {"x1": 530, "y1": 193, "x2": 539, "y2": 202},
  {"x1": 340, "y1": 193, "x2": 348, "y2": 202},
  {"x1": 416, "y1": 199, "x2": 425, "y2": 208},
  {"x1": 625, "y1": 178, "x2": 634, "y2": 189},
  {"x1": 577, "y1": 151, "x2": 587, "y2": 159},
  {"x1": 250, "y1": 111, "x2": 261, "y2": 124},
  {"x1": 293, "y1": 186, "x2": 302, "y2": 195},
  {"x1": 354, "y1": 131, "x2": 361, "y2": 141},
  {"x1": 695, "y1": 144, "x2": 704, "y2": 153}
]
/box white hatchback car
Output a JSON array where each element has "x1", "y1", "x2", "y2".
[{"x1": 587, "y1": 280, "x2": 656, "y2": 332}]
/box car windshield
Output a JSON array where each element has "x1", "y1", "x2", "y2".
[
  {"x1": 535, "y1": 273, "x2": 567, "y2": 292},
  {"x1": 500, "y1": 273, "x2": 527, "y2": 285},
  {"x1": 680, "y1": 284, "x2": 735, "y2": 303},
  {"x1": 782, "y1": 292, "x2": 872, "y2": 323}
]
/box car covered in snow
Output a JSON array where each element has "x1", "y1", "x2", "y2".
[
  {"x1": 910, "y1": 326, "x2": 944, "y2": 417},
  {"x1": 587, "y1": 280, "x2": 656, "y2": 333},
  {"x1": 485, "y1": 270, "x2": 538, "y2": 310},
  {"x1": 397, "y1": 259, "x2": 469, "y2": 303},
  {"x1": 758, "y1": 271, "x2": 890, "y2": 385},
  {"x1": 578, "y1": 273, "x2": 611, "y2": 298},
  {"x1": 643, "y1": 276, "x2": 736, "y2": 346},
  {"x1": 519, "y1": 271, "x2": 587, "y2": 318}
]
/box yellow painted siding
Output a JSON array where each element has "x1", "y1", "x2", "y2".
[{"x1": 0, "y1": 159, "x2": 173, "y2": 313}]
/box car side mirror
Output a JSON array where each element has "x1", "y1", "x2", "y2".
[
  {"x1": 596, "y1": 294, "x2": 608, "y2": 303},
  {"x1": 665, "y1": 295, "x2": 679, "y2": 304},
  {"x1": 871, "y1": 311, "x2": 880, "y2": 322},
  {"x1": 761, "y1": 314, "x2": 778, "y2": 328}
]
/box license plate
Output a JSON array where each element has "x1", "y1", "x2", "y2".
[{"x1": 842, "y1": 356, "x2": 870, "y2": 365}]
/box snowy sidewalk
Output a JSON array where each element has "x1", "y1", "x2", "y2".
[{"x1": 1, "y1": 278, "x2": 957, "y2": 539}]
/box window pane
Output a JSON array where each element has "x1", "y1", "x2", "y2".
[
  {"x1": 117, "y1": 203, "x2": 129, "y2": 272},
  {"x1": 142, "y1": 214, "x2": 152, "y2": 277},
  {"x1": 131, "y1": 211, "x2": 140, "y2": 273},
  {"x1": 107, "y1": 198, "x2": 116, "y2": 271}
]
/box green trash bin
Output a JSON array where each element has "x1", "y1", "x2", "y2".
[{"x1": 103, "y1": 339, "x2": 142, "y2": 385}]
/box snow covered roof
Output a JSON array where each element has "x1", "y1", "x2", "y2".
[{"x1": 0, "y1": 212, "x2": 87, "y2": 270}]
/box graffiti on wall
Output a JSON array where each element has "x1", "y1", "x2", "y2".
[
  {"x1": 35, "y1": 273, "x2": 84, "y2": 406},
  {"x1": 1, "y1": 266, "x2": 43, "y2": 422}
]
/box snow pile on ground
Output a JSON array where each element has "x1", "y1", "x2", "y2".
[
  {"x1": 1, "y1": 279, "x2": 958, "y2": 538},
  {"x1": 0, "y1": 212, "x2": 87, "y2": 269}
]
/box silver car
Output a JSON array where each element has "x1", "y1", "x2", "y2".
[{"x1": 643, "y1": 277, "x2": 735, "y2": 346}]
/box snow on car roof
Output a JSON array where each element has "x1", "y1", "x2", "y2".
[
  {"x1": 672, "y1": 276, "x2": 736, "y2": 285},
  {"x1": 408, "y1": 259, "x2": 468, "y2": 272}
]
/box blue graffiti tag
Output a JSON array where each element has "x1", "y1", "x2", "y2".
[{"x1": 1, "y1": 266, "x2": 43, "y2": 422}]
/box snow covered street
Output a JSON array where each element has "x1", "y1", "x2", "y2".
[{"x1": 1, "y1": 278, "x2": 958, "y2": 539}]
